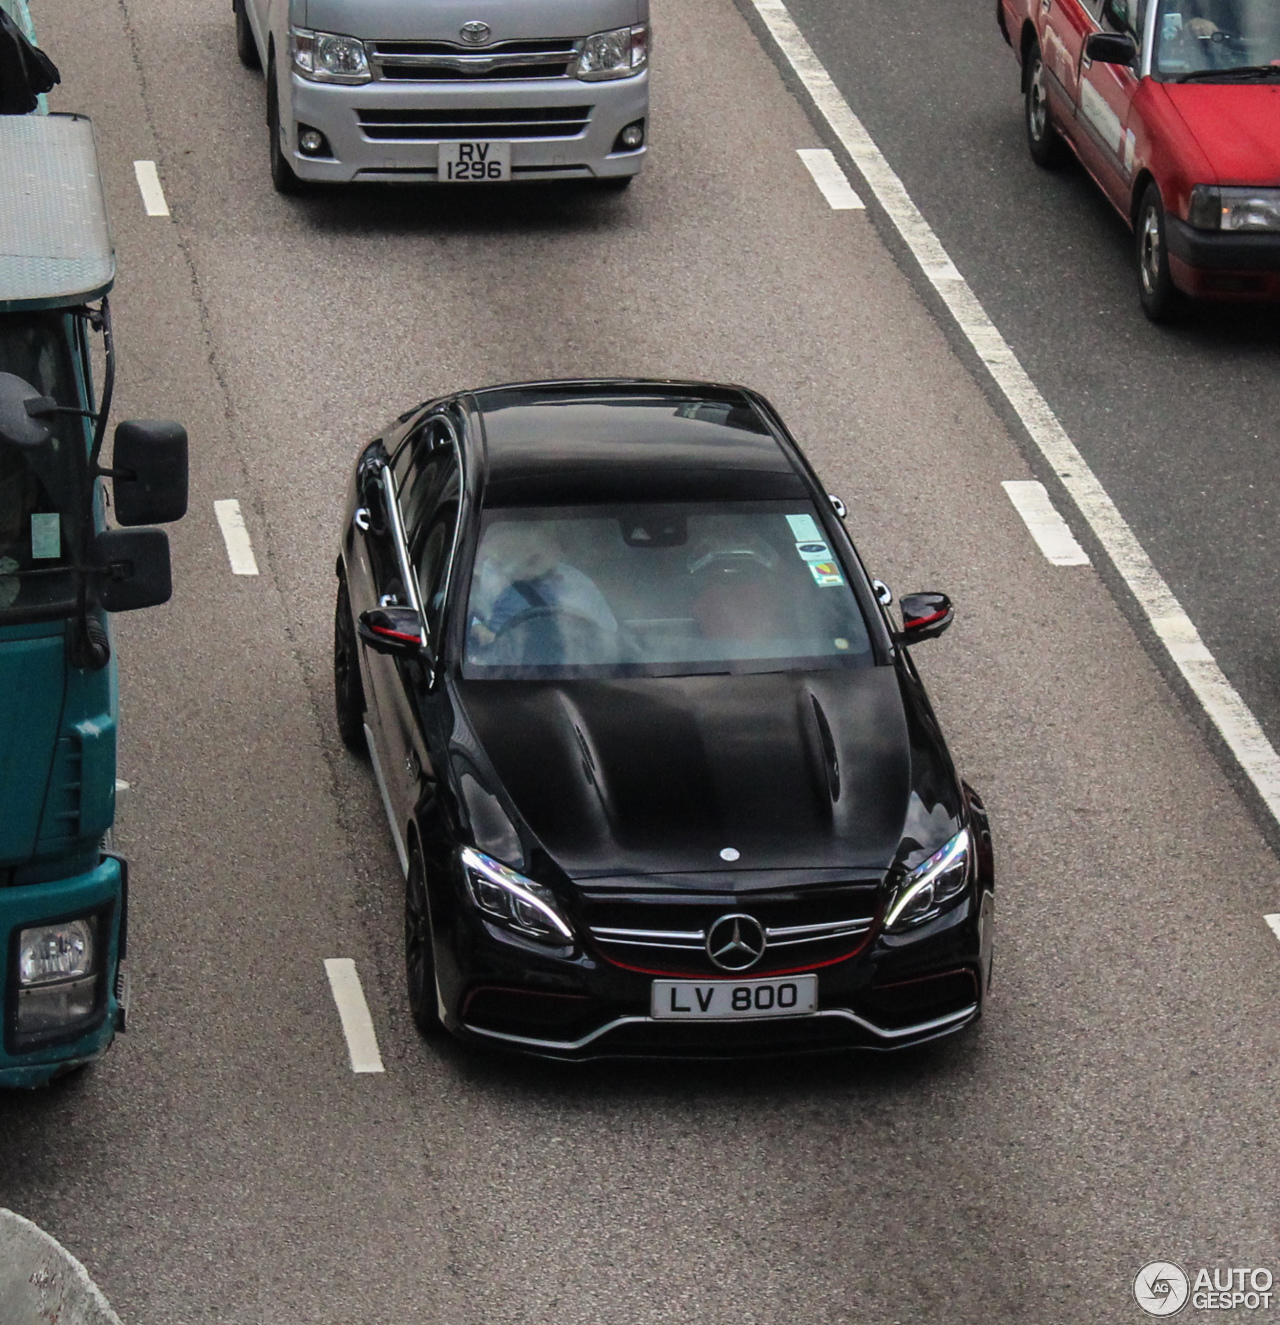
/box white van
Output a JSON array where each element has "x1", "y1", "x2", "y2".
[{"x1": 234, "y1": 0, "x2": 649, "y2": 192}]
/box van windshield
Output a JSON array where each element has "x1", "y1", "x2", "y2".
[
  {"x1": 462, "y1": 501, "x2": 874, "y2": 679},
  {"x1": 0, "y1": 313, "x2": 85, "y2": 618},
  {"x1": 1154, "y1": 0, "x2": 1280, "y2": 76}
]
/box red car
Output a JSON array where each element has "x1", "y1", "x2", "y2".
[{"x1": 999, "y1": 0, "x2": 1280, "y2": 319}]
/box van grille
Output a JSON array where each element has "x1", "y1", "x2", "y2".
[
  {"x1": 372, "y1": 39, "x2": 579, "y2": 81},
  {"x1": 356, "y1": 106, "x2": 592, "y2": 140}
]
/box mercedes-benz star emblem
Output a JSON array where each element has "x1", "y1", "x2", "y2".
[
  {"x1": 460, "y1": 20, "x2": 492, "y2": 44},
  {"x1": 706, "y1": 914, "x2": 767, "y2": 972}
]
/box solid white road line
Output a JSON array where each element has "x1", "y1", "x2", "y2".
[
  {"x1": 324, "y1": 958, "x2": 385, "y2": 1074},
  {"x1": 213, "y1": 499, "x2": 259, "y2": 576},
  {"x1": 1265, "y1": 915, "x2": 1280, "y2": 945},
  {"x1": 132, "y1": 160, "x2": 170, "y2": 217},
  {"x1": 1002, "y1": 480, "x2": 1091, "y2": 566},
  {"x1": 796, "y1": 148, "x2": 865, "y2": 209},
  {"x1": 747, "y1": 0, "x2": 1280, "y2": 827}
]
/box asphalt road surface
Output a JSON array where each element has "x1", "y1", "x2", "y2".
[{"x1": 1, "y1": 0, "x2": 1278, "y2": 1321}]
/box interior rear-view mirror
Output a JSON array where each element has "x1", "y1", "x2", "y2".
[
  {"x1": 94, "y1": 528, "x2": 172, "y2": 612},
  {"x1": 1085, "y1": 31, "x2": 1137, "y2": 64},
  {"x1": 111, "y1": 420, "x2": 189, "y2": 526},
  {"x1": 896, "y1": 592, "x2": 954, "y2": 645}
]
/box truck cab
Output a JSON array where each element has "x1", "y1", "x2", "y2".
[{"x1": 0, "y1": 112, "x2": 187, "y2": 1087}]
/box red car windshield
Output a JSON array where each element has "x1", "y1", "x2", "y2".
[{"x1": 1154, "y1": 0, "x2": 1280, "y2": 77}]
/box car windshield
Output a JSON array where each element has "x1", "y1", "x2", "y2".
[
  {"x1": 462, "y1": 501, "x2": 875, "y2": 679},
  {"x1": 0, "y1": 312, "x2": 85, "y2": 619},
  {"x1": 1153, "y1": 0, "x2": 1280, "y2": 77}
]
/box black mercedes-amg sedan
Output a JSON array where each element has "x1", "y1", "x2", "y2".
[{"x1": 334, "y1": 379, "x2": 995, "y2": 1059}]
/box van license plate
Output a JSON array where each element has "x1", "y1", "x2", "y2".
[
  {"x1": 651, "y1": 974, "x2": 817, "y2": 1020},
  {"x1": 439, "y1": 142, "x2": 511, "y2": 181}
]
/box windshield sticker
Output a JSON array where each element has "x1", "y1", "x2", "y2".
[
  {"x1": 834, "y1": 637, "x2": 849, "y2": 650},
  {"x1": 785, "y1": 513, "x2": 823, "y2": 542},
  {"x1": 795, "y1": 540, "x2": 832, "y2": 563},
  {"x1": 31, "y1": 513, "x2": 60, "y2": 560},
  {"x1": 809, "y1": 561, "x2": 845, "y2": 587}
]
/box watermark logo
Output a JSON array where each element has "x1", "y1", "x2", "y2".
[{"x1": 1134, "y1": 1262, "x2": 1191, "y2": 1317}]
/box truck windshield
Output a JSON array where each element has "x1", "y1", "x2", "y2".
[
  {"x1": 1154, "y1": 0, "x2": 1280, "y2": 77},
  {"x1": 0, "y1": 312, "x2": 85, "y2": 619},
  {"x1": 463, "y1": 501, "x2": 874, "y2": 680}
]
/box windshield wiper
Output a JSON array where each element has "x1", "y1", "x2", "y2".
[{"x1": 1178, "y1": 64, "x2": 1280, "y2": 82}]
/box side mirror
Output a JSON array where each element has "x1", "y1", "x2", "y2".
[
  {"x1": 111, "y1": 420, "x2": 189, "y2": 526},
  {"x1": 94, "y1": 528, "x2": 172, "y2": 612},
  {"x1": 1085, "y1": 31, "x2": 1137, "y2": 64},
  {"x1": 895, "y1": 592, "x2": 953, "y2": 645},
  {"x1": 358, "y1": 606, "x2": 430, "y2": 659}
]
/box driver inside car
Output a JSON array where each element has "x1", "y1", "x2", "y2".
[{"x1": 468, "y1": 521, "x2": 617, "y2": 659}]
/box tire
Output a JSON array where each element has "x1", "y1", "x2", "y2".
[
  {"x1": 1136, "y1": 182, "x2": 1184, "y2": 323},
  {"x1": 234, "y1": 0, "x2": 260, "y2": 69},
  {"x1": 333, "y1": 574, "x2": 368, "y2": 756},
  {"x1": 405, "y1": 847, "x2": 445, "y2": 1037},
  {"x1": 267, "y1": 58, "x2": 303, "y2": 195},
  {"x1": 1024, "y1": 43, "x2": 1066, "y2": 168}
]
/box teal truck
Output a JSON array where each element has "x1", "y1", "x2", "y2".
[{"x1": 0, "y1": 111, "x2": 187, "y2": 1087}]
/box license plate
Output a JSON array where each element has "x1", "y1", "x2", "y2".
[
  {"x1": 651, "y1": 974, "x2": 817, "y2": 1021},
  {"x1": 438, "y1": 141, "x2": 511, "y2": 182}
]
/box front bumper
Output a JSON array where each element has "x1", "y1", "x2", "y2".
[
  {"x1": 285, "y1": 70, "x2": 648, "y2": 183},
  {"x1": 0, "y1": 855, "x2": 125, "y2": 1089},
  {"x1": 1166, "y1": 215, "x2": 1280, "y2": 299},
  {"x1": 436, "y1": 888, "x2": 991, "y2": 1061}
]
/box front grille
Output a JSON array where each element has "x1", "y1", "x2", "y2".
[
  {"x1": 583, "y1": 885, "x2": 880, "y2": 978},
  {"x1": 356, "y1": 106, "x2": 592, "y2": 140},
  {"x1": 372, "y1": 39, "x2": 578, "y2": 82}
]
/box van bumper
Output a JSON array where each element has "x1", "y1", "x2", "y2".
[
  {"x1": 0, "y1": 855, "x2": 125, "y2": 1089},
  {"x1": 285, "y1": 69, "x2": 649, "y2": 183}
]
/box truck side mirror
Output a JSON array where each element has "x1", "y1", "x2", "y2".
[
  {"x1": 111, "y1": 420, "x2": 188, "y2": 526},
  {"x1": 94, "y1": 528, "x2": 172, "y2": 611}
]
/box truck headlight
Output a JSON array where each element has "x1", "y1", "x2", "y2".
[
  {"x1": 291, "y1": 28, "x2": 371, "y2": 83},
  {"x1": 16, "y1": 917, "x2": 101, "y2": 1039},
  {"x1": 576, "y1": 24, "x2": 648, "y2": 80},
  {"x1": 461, "y1": 848, "x2": 574, "y2": 944},
  {"x1": 884, "y1": 830, "x2": 970, "y2": 933},
  {"x1": 1188, "y1": 185, "x2": 1280, "y2": 233}
]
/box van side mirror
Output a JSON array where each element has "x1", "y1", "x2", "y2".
[
  {"x1": 111, "y1": 420, "x2": 188, "y2": 526},
  {"x1": 94, "y1": 528, "x2": 172, "y2": 612},
  {"x1": 358, "y1": 606, "x2": 430, "y2": 660},
  {"x1": 895, "y1": 592, "x2": 953, "y2": 645},
  {"x1": 1085, "y1": 31, "x2": 1137, "y2": 64}
]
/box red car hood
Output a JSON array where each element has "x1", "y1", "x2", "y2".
[{"x1": 1160, "y1": 83, "x2": 1280, "y2": 183}]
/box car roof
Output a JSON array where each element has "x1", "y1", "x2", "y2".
[
  {"x1": 0, "y1": 114, "x2": 115, "y2": 313},
  {"x1": 469, "y1": 380, "x2": 809, "y2": 507}
]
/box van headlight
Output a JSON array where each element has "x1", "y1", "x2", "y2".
[
  {"x1": 576, "y1": 24, "x2": 648, "y2": 80},
  {"x1": 16, "y1": 917, "x2": 101, "y2": 1040},
  {"x1": 291, "y1": 28, "x2": 371, "y2": 83},
  {"x1": 461, "y1": 848, "x2": 574, "y2": 944},
  {"x1": 884, "y1": 830, "x2": 970, "y2": 933}
]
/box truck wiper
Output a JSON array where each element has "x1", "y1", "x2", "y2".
[{"x1": 1178, "y1": 64, "x2": 1280, "y2": 82}]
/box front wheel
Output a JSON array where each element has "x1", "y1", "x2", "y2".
[
  {"x1": 233, "y1": 0, "x2": 260, "y2": 68},
  {"x1": 1136, "y1": 183, "x2": 1183, "y2": 322},
  {"x1": 405, "y1": 848, "x2": 445, "y2": 1037},
  {"x1": 333, "y1": 574, "x2": 368, "y2": 756},
  {"x1": 1024, "y1": 44, "x2": 1066, "y2": 168},
  {"x1": 267, "y1": 59, "x2": 303, "y2": 195}
]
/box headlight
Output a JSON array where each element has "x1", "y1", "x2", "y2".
[
  {"x1": 1188, "y1": 185, "x2": 1280, "y2": 233},
  {"x1": 291, "y1": 28, "x2": 371, "y2": 83},
  {"x1": 884, "y1": 830, "x2": 970, "y2": 933},
  {"x1": 461, "y1": 848, "x2": 574, "y2": 944},
  {"x1": 16, "y1": 917, "x2": 101, "y2": 1041},
  {"x1": 576, "y1": 24, "x2": 648, "y2": 80}
]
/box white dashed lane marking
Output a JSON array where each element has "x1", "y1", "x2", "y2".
[
  {"x1": 748, "y1": 0, "x2": 1280, "y2": 828},
  {"x1": 1265, "y1": 915, "x2": 1280, "y2": 946},
  {"x1": 132, "y1": 160, "x2": 170, "y2": 217},
  {"x1": 1002, "y1": 481, "x2": 1091, "y2": 566},
  {"x1": 324, "y1": 959, "x2": 385, "y2": 1074},
  {"x1": 796, "y1": 148, "x2": 864, "y2": 210},
  {"x1": 213, "y1": 499, "x2": 259, "y2": 576}
]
